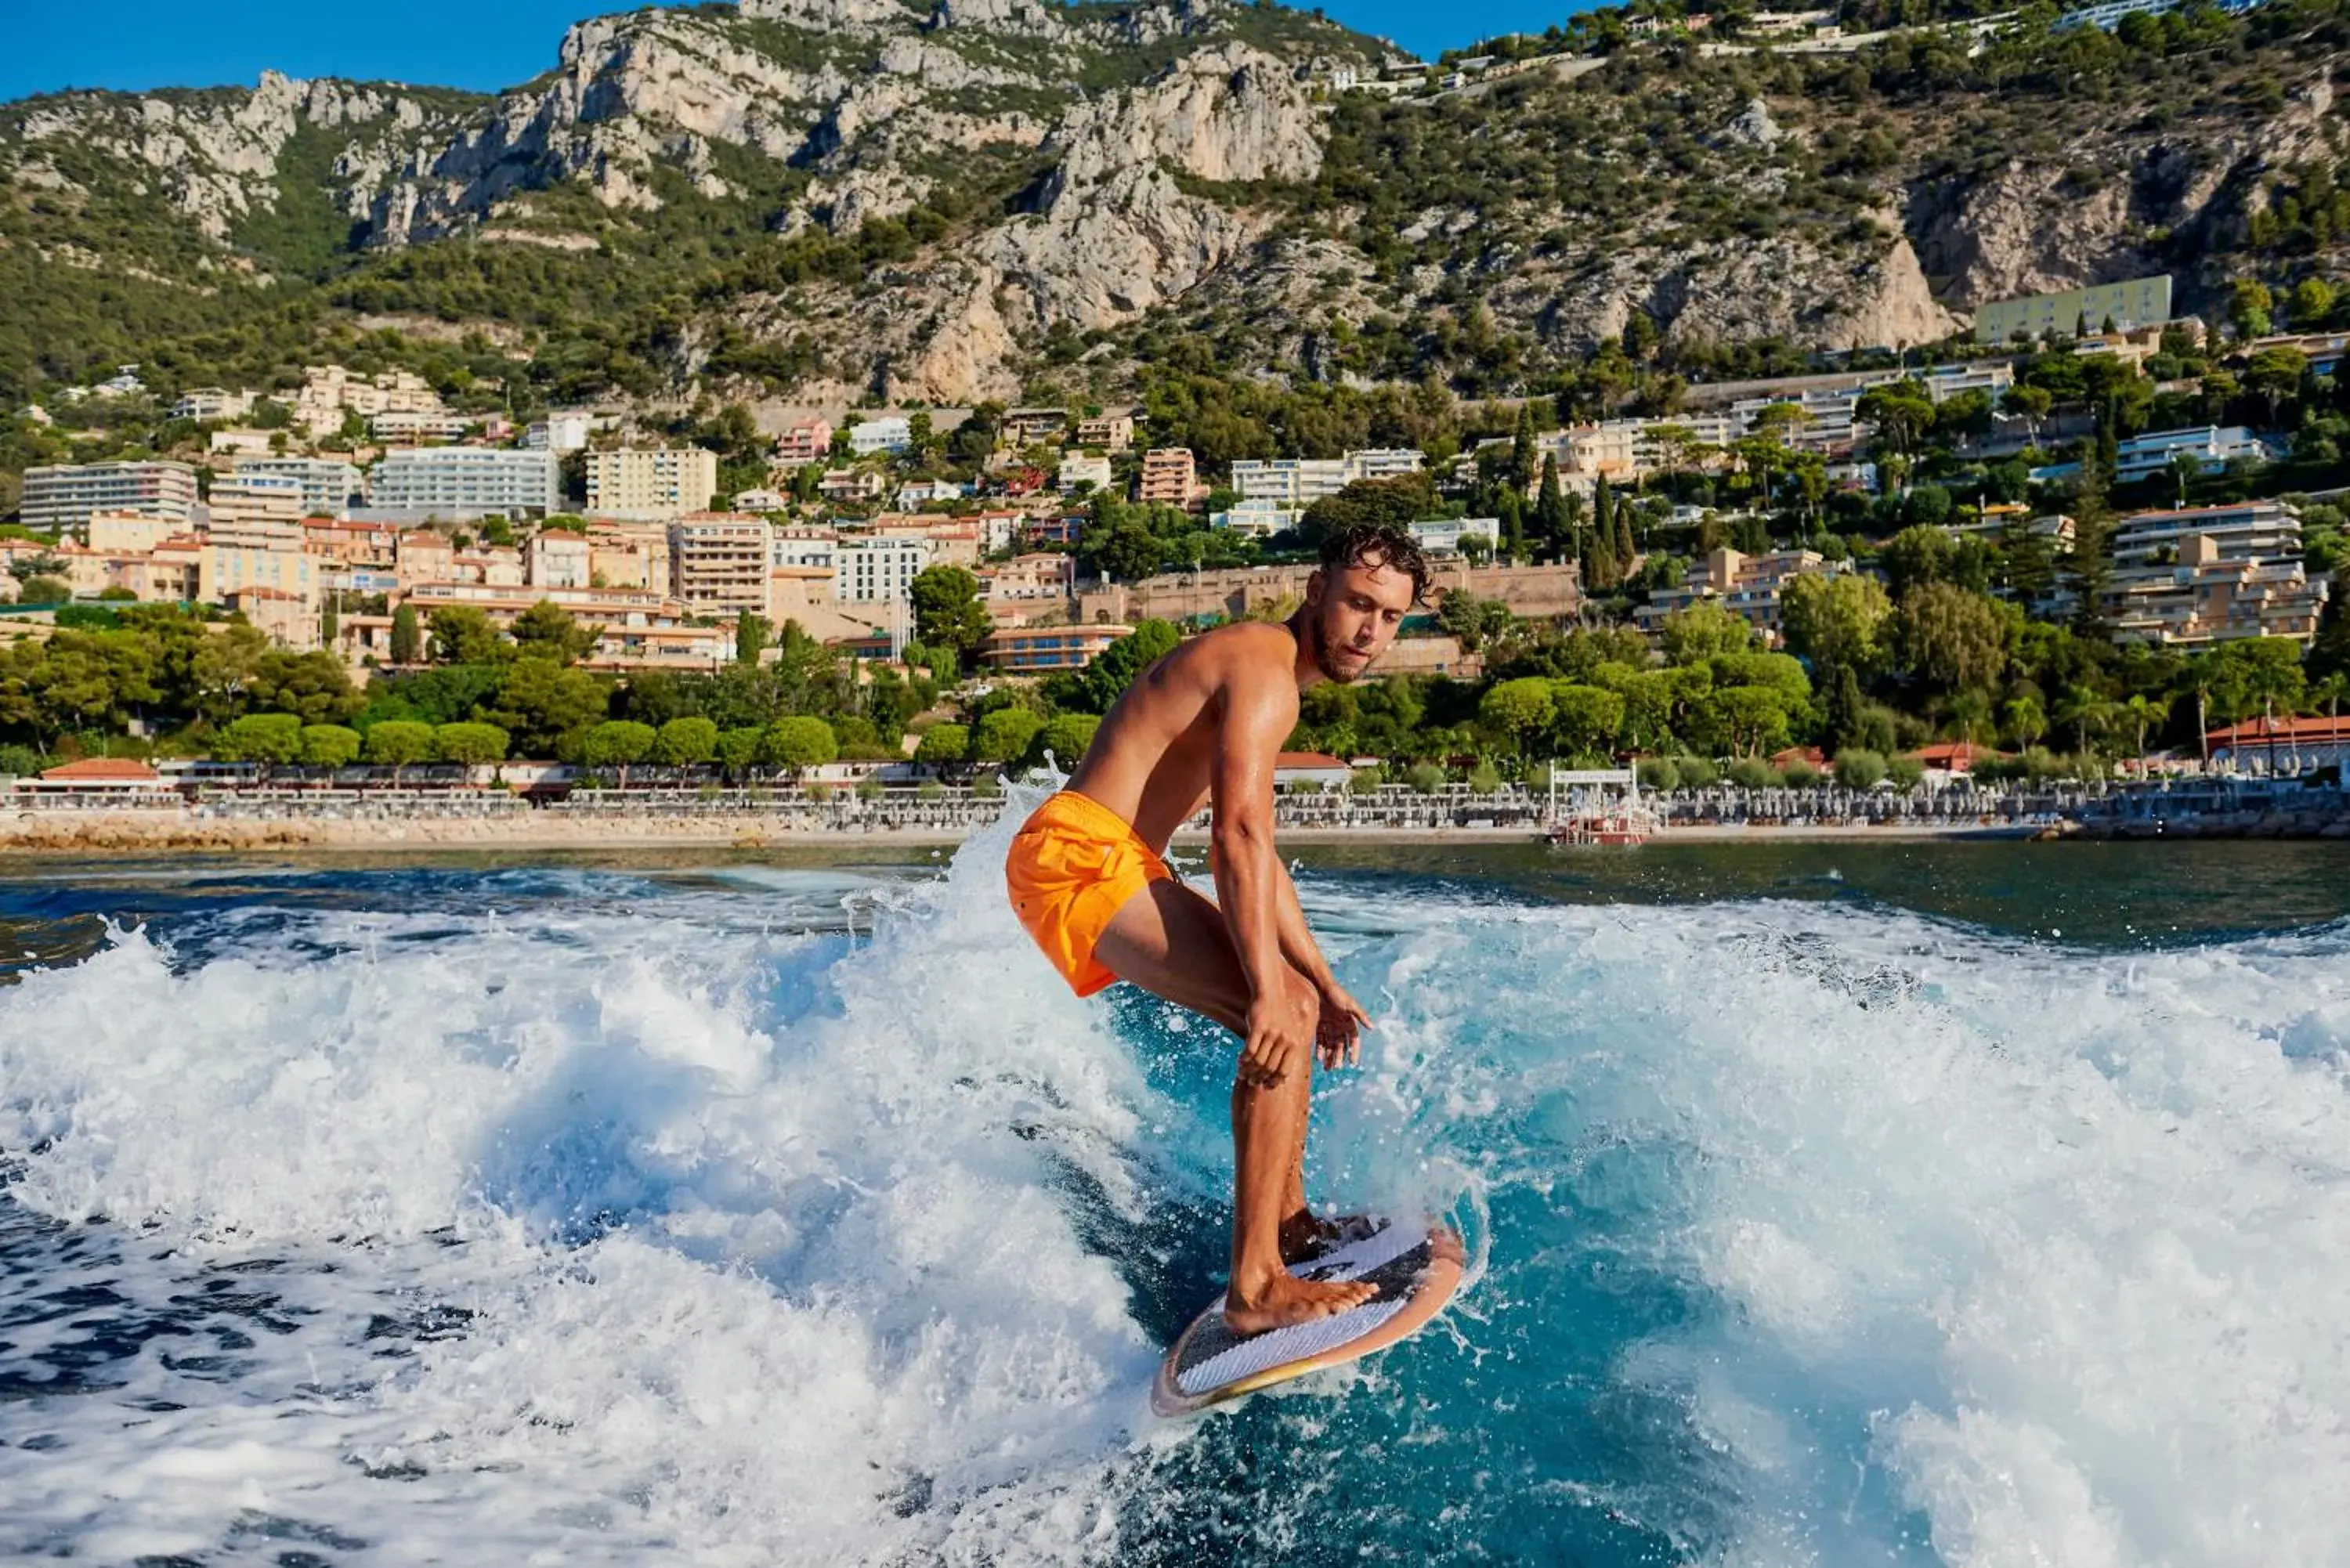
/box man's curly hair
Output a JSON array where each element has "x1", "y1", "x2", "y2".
[{"x1": 1318, "y1": 520, "x2": 1432, "y2": 606}]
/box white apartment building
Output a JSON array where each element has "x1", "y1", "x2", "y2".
[
  {"x1": 1209, "y1": 497, "x2": 1303, "y2": 537},
  {"x1": 1408, "y1": 517, "x2": 1500, "y2": 555},
  {"x1": 732, "y1": 487, "x2": 792, "y2": 512},
  {"x1": 169, "y1": 387, "x2": 255, "y2": 421},
  {"x1": 586, "y1": 447, "x2": 719, "y2": 518},
  {"x1": 368, "y1": 447, "x2": 562, "y2": 518},
  {"x1": 834, "y1": 536, "x2": 931, "y2": 603},
  {"x1": 2112, "y1": 426, "x2": 2271, "y2": 486},
  {"x1": 771, "y1": 526, "x2": 837, "y2": 577},
  {"x1": 847, "y1": 417, "x2": 914, "y2": 457},
  {"x1": 370, "y1": 409, "x2": 477, "y2": 443},
  {"x1": 671, "y1": 514, "x2": 773, "y2": 616},
  {"x1": 528, "y1": 530, "x2": 594, "y2": 590},
  {"x1": 525, "y1": 412, "x2": 595, "y2": 452},
  {"x1": 21, "y1": 461, "x2": 199, "y2": 533},
  {"x1": 1058, "y1": 451, "x2": 1114, "y2": 492},
  {"x1": 1229, "y1": 447, "x2": 1428, "y2": 506},
  {"x1": 2112, "y1": 502, "x2": 2303, "y2": 569},
  {"x1": 230, "y1": 456, "x2": 363, "y2": 518}
]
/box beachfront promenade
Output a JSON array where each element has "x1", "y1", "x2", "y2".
[{"x1": 0, "y1": 778, "x2": 2147, "y2": 851}]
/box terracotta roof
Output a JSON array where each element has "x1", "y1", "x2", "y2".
[
  {"x1": 1911, "y1": 742, "x2": 2000, "y2": 768},
  {"x1": 39, "y1": 757, "x2": 161, "y2": 782},
  {"x1": 1275, "y1": 752, "x2": 1350, "y2": 769},
  {"x1": 2206, "y1": 715, "x2": 2350, "y2": 744}
]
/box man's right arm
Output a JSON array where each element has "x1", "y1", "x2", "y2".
[{"x1": 1209, "y1": 661, "x2": 1312, "y2": 1087}]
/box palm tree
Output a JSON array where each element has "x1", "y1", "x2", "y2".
[
  {"x1": 2053, "y1": 686, "x2": 2113, "y2": 757},
  {"x1": 2002, "y1": 694, "x2": 2048, "y2": 751},
  {"x1": 2122, "y1": 692, "x2": 2167, "y2": 770}
]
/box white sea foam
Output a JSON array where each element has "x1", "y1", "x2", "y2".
[{"x1": 3, "y1": 841, "x2": 2348, "y2": 1565}]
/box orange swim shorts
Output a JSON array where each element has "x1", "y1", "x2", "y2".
[{"x1": 1005, "y1": 789, "x2": 1173, "y2": 997}]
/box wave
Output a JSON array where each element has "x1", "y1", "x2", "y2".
[{"x1": 2, "y1": 823, "x2": 2347, "y2": 1565}]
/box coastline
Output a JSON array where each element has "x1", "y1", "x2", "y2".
[{"x1": 0, "y1": 810, "x2": 2055, "y2": 855}]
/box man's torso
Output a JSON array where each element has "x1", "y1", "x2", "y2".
[{"x1": 1065, "y1": 623, "x2": 1297, "y2": 853}]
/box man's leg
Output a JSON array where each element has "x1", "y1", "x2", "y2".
[{"x1": 1094, "y1": 876, "x2": 1378, "y2": 1335}]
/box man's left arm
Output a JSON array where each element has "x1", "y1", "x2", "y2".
[
  {"x1": 1197, "y1": 794, "x2": 1369, "y2": 1068},
  {"x1": 1272, "y1": 852, "x2": 1370, "y2": 1068}
]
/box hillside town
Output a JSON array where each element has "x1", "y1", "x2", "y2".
[{"x1": 1, "y1": 257, "x2": 2345, "y2": 818}]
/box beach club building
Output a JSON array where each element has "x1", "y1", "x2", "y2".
[{"x1": 2204, "y1": 715, "x2": 2350, "y2": 775}]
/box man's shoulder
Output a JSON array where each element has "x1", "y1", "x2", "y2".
[{"x1": 1191, "y1": 621, "x2": 1295, "y2": 681}]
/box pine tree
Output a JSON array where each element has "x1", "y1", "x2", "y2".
[
  {"x1": 1824, "y1": 663, "x2": 1865, "y2": 753},
  {"x1": 1590, "y1": 533, "x2": 1619, "y2": 592},
  {"x1": 2310, "y1": 591, "x2": 2350, "y2": 684},
  {"x1": 389, "y1": 602, "x2": 421, "y2": 664},
  {"x1": 2066, "y1": 464, "x2": 2117, "y2": 639},
  {"x1": 1498, "y1": 490, "x2": 1526, "y2": 563},
  {"x1": 1535, "y1": 454, "x2": 1567, "y2": 550}
]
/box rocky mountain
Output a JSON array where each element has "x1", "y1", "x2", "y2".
[{"x1": 2, "y1": 0, "x2": 2343, "y2": 409}]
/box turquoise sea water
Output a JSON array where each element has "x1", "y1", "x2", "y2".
[{"x1": 2, "y1": 827, "x2": 2348, "y2": 1564}]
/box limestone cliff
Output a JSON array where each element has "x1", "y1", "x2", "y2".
[{"x1": 2, "y1": 0, "x2": 2341, "y2": 404}]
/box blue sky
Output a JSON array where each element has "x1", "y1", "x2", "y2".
[{"x1": 0, "y1": 0, "x2": 1577, "y2": 103}]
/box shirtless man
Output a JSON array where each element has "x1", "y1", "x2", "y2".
[{"x1": 1004, "y1": 520, "x2": 1431, "y2": 1334}]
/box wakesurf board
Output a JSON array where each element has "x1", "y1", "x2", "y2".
[{"x1": 1151, "y1": 1214, "x2": 1464, "y2": 1418}]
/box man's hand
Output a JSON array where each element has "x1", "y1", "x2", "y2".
[
  {"x1": 1240, "y1": 985, "x2": 1318, "y2": 1089},
  {"x1": 1314, "y1": 979, "x2": 1372, "y2": 1069}
]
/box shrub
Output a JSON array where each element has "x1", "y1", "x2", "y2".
[
  {"x1": 363, "y1": 721, "x2": 436, "y2": 768},
  {"x1": 650, "y1": 716, "x2": 720, "y2": 767},
  {"x1": 971, "y1": 774, "x2": 1003, "y2": 800},
  {"x1": 1832, "y1": 747, "x2": 1886, "y2": 789},
  {"x1": 1637, "y1": 757, "x2": 1681, "y2": 792},
  {"x1": 1781, "y1": 760, "x2": 1821, "y2": 789},
  {"x1": 1348, "y1": 764, "x2": 1388, "y2": 792},
  {"x1": 1673, "y1": 755, "x2": 1719, "y2": 789},
  {"x1": 1726, "y1": 757, "x2": 1780, "y2": 789},
  {"x1": 761, "y1": 715, "x2": 838, "y2": 770},
  {"x1": 298, "y1": 724, "x2": 362, "y2": 768},
  {"x1": 0, "y1": 743, "x2": 42, "y2": 777},
  {"x1": 916, "y1": 780, "x2": 945, "y2": 801},
  {"x1": 1406, "y1": 762, "x2": 1448, "y2": 795},
  {"x1": 856, "y1": 775, "x2": 884, "y2": 801},
  {"x1": 1887, "y1": 755, "x2": 1926, "y2": 791},
  {"x1": 213, "y1": 713, "x2": 304, "y2": 765}
]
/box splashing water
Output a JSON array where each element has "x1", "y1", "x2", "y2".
[{"x1": 2, "y1": 829, "x2": 2348, "y2": 1566}]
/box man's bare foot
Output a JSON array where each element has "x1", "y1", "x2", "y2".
[
  {"x1": 1223, "y1": 1270, "x2": 1380, "y2": 1335},
  {"x1": 1278, "y1": 1209, "x2": 1378, "y2": 1266}
]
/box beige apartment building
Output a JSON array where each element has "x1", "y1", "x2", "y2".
[
  {"x1": 1076, "y1": 412, "x2": 1135, "y2": 450},
  {"x1": 1137, "y1": 448, "x2": 1206, "y2": 508},
  {"x1": 587, "y1": 520, "x2": 671, "y2": 591},
  {"x1": 528, "y1": 530, "x2": 593, "y2": 590},
  {"x1": 671, "y1": 513, "x2": 772, "y2": 616},
  {"x1": 1634, "y1": 547, "x2": 1835, "y2": 644},
  {"x1": 204, "y1": 472, "x2": 307, "y2": 548},
  {"x1": 586, "y1": 447, "x2": 719, "y2": 518}
]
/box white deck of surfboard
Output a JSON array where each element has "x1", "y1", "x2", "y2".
[{"x1": 1173, "y1": 1219, "x2": 1427, "y2": 1396}]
